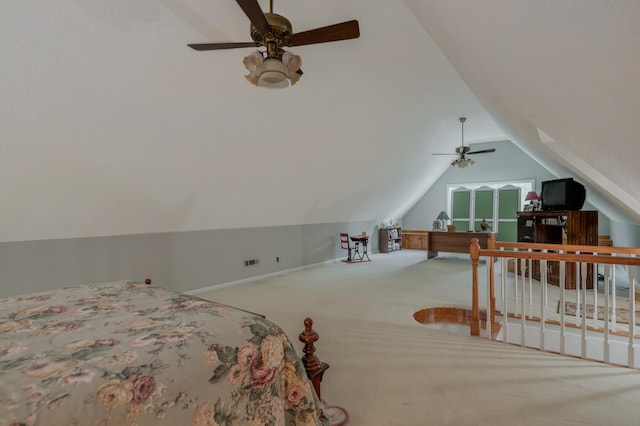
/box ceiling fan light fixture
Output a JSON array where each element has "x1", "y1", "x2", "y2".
[
  {"x1": 243, "y1": 50, "x2": 263, "y2": 72},
  {"x1": 258, "y1": 58, "x2": 289, "y2": 88},
  {"x1": 450, "y1": 157, "x2": 474, "y2": 168},
  {"x1": 243, "y1": 52, "x2": 302, "y2": 88},
  {"x1": 282, "y1": 51, "x2": 301, "y2": 72}
]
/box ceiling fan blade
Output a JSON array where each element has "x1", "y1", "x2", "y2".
[
  {"x1": 236, "y1": 0, "x2": 271, "y2": 36},
  {"x1": 188, "y1": 42, "x2": 260, "y2": 51},
  {"x1": 432, "y1": 153, "x2": 457, "y2": 156},
  {"x1": 466, "y1": 149, "x2": 496, "y2": 155},
  {"x1": 290, "y1": 20, "x2": 360, "y2": 47}
]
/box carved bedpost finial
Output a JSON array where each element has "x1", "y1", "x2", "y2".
[
  {"x1": 299, "y1": 317, "x2": 329, "y2": 401},
  {"x1": 299, "y1": 317, "x2": 321, "y2": 371}
]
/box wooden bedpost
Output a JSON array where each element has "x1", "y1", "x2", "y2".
[
  {"x1": 469, "y1": 239, "x2": 481, "y2": 336},
  {"x1": 299, "y1": 317, "x2": 330, "y2": 401}
]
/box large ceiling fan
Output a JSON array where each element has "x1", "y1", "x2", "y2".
[
  {"x1": 188, "y1": 0, "x2": 360, "y2": 88},
  {"x1": 433, "y1": 117, "x2": 496, "y2": 168}
]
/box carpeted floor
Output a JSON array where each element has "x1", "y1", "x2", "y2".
[{"x1": 198, "y1": 250, "x2": 640, "y2": 426}]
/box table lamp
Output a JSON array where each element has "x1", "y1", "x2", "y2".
[
  {"x1": 436, "y1": 210, "x2": 450, "y2": 231},
  {"x1": 525, "y1": 191, "x2": 540, "y2": 210}
]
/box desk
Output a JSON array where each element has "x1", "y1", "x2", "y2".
[
  {"x1": 427, "y1": 232, "x2": 495, "y2": 258},
  {"x1": 350, "y1": 235, "x2": 370, "y2": 262},
  {"x1": 402, "y1": 230, "x2": 429, "y2": 250}
]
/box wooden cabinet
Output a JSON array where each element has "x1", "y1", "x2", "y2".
[
  {"x1": 402, "y1": 230, "x2": 428, "y2": 250},
  {"x1": 427, "y1": 231, "x2": 495, "y2": 258},
  {"x1": 516, "y1": 210, "x2": 598, "y2": 289},
  {"x1": 379, "y1": 227, "x2": 402, "y2": 253}
]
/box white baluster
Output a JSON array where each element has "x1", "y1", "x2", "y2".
[
  {"x1": 575, "y1": 252, "x2": 581, "y2": 327},
  {"x1": 514, "y1": 249, "x2": 520, "y2": 315},
  {"x1": 500, "y1": 251, "x2": 507, "y2": 314},
  {"x1": 612, "y1": 256, "x2": 617, "y2": 329},
  {"x1": 504, "y1": 255, "x2": 510, "y2": 343},
  {"x1": 560, "y1": 260, "x2": 566, "y2": 355},
  {"x1": 581, "y1": 262, "x2": 588, "y2": 359},
  {"x1": 540, "y1": 257, "x2": 547, "y2": 351},
  {"x1": 592, "y1": 260, "x2": 598, "y2": 329},
  {"x1": 603, "y1": 263, "x2": 611, "y2": 363},
  {"x1": 628, "y1": 256, "x2": 636, "y2": 368},
  {"x1": 521, "y1": 256, "x2": 526, "y2": 347},
  {"x1": 528, "y1": 249, "x2": 533, "y2": 318},
  {"x1": 486, "y1": 257, "x2": 492, "y2": 340}
]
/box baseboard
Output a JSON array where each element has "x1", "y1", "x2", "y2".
[{"x1": 185, "y1": 258, "x2": 343, "y2": 295}]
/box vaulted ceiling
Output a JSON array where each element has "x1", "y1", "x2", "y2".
[{"x1": 2, "y1": 0, "x2": 639, "y2": 243}]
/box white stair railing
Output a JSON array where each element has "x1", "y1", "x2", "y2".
[{"x1": 470, "y1": 236, "x2": 640, "y2": 369}]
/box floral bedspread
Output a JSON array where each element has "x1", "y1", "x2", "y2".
[{"x1": 0, "y1": 282, "x2": 325, "y2": 426}]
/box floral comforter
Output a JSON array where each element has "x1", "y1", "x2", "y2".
[{"x1": 0, "y1": 282, "x2": 325, "y2": 426}]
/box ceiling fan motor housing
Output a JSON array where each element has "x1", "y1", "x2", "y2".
[{"x1": 250, "y1": 13, "x2": 293, "y2": 45}]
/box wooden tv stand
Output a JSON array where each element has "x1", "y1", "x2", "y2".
[
  {"x1": 516, "y1": 210, "x2": 598, "y2": 289},
  {"x1": 427, "y1": 231, "x2": 495, "y2": 258}
]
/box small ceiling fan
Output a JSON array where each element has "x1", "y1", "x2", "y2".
[
  {"x1": 433, "y1": 117, "x2": 496, "y2": 168},
  {"x1": 188, "y1": 0, "x2": 360, "y2": 88}
]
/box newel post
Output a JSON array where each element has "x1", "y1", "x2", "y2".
[
  {"x1": 487, "y1": 233, "x2": 496, "y2": 250},
  {"x1": 470, "y1": 238, "x2": 481, "y2": 336}
]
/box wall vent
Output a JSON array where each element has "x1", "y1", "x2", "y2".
[{"x1": 243, "y1": 258, "x2": 259, "y2": 267}]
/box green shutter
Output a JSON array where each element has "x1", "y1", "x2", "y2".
[
  {"x1": 452, "y1": 190, "x2": 471, "y2": 231},
  {"x1": 453, "y1": 220, "x2": 470, "y2": 232},
  {"x1": 452, "y1": 190, "x2": 470, "y2": 219},
  {"x1": 498, "y1": 222, "x2": 517, "y2": 242},
  {"x1": 474, "y1": 189, "x2": 494, "y2": 230},
  {"x1": 497, "y1": 188, "x2": 520, "y2": 242},
  {"x1": 498, "y1": 189, "x2": 520, "y2": 219},
  {"x1": 475, "y1": 190, "x2": 493, "y2": 218}
]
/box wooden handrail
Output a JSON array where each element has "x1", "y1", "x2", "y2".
[
  {"x1": 478, "y1": 250, "x2": 640, "y2": 265},
  {"x1": 470, "y1": 237, "x2": 640, "y2": 337},
  {"x1": 488, "y1": 234, "x2": 640, "y2": 255}
]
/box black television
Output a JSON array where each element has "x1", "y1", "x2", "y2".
[{"x1": 540, "y1": 178, "x2": 586, "y2": 211}]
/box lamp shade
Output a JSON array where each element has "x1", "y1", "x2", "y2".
[
  {"x1": 525, "y1": 191, "x2": 540, "y2": 201},
  {"x1": 436, "y1": 210, "x2": 450, "y2": 221}
]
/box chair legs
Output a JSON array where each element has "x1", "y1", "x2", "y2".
[
  {"x1": 352, "y1": 242, "x2": 361, "y2": 260},
  {"x1": 349, "y1": 242, "x2": 370, "y2": 262}
]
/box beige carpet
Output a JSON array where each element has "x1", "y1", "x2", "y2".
[{"x1": 199, "y1": 250, "x2": 640, "y2": 426}]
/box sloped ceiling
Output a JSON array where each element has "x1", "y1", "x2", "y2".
[
  {"x1": 1, "y1": 0, "x2": 638, "y2": 243},
  {"x1": 407, "y1": 0, "x2": 640, "y2": 223}
]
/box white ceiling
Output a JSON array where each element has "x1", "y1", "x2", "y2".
[{"x1": 2, "y1": 0, "x2": 639, "y2": 242}]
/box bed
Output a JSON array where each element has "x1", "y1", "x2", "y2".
[{"x1": 0, "y1": 281, "x2": 326, "y2": 425}]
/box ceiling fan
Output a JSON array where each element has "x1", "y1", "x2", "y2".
[
  {"x1": 433, "y1": 117, "x2": 496, "y2": 168},
  {"x1": 188, "y1": 0, "x2": 360, "y2": 88}
]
